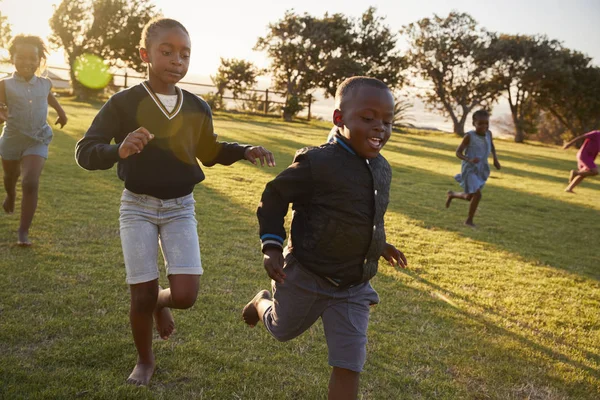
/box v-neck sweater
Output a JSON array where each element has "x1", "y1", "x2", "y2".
[{"x1": 75, "y1": 83, "x2": 249, "y2": 199}]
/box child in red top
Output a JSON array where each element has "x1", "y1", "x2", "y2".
[{"x1": 563, "y1": 130, "x2": 599, "y2": 193}]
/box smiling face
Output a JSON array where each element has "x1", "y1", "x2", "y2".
[
  {"x1": 12, "y1": 44, "x2": 41, "y2": 81},
  {"x1": 140, "y1": 27, "x2": 191, "y2": 94},
  {"x1": 333, "y1": 85, "x2": 395, "y2": 159}
]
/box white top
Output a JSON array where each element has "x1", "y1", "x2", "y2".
[{"x1": 155, "y1": 93, "x2": 178, "y2": 113}]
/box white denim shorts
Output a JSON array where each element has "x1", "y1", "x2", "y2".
[{"x1": 119, "y1": 189, "x2": 203, "y2": 285}]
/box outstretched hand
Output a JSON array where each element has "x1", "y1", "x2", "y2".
[
  {"x1": 263, "y1": 248, "x2": 286, "y2": 283},
  {"x1": 381, "y1": 243, "x2": 408, "y2": 269},
  {"x1": 245, "y1": 146, "x2": 275, "y2": 167},
  {"x1": 119, "y1": 127, "x2": 154, "y2": 159}
]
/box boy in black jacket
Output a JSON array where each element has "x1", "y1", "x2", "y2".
[{"x1": 243, "y1": 76, "x2": 407, "y2": 400}]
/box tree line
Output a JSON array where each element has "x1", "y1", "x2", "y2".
[{"x1": 1, "y1": 1, "x2": 598, "y2": 143}]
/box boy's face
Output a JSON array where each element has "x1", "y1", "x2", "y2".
[
  {"x1": 13, "y1": 44, "x2": 41, "y2": 81},
  {"x1": 333, "y1": 86, "x2": 394, "y2": 159},
  {"x1": 474, "y1": 116, "x2": 489, "y2": 134},
  {"x1": 140, "y1": 27, "x2": 191, "y2": 91}
]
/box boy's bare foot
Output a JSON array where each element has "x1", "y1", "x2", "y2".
[
  {"x1": 445, "y1": 191, "x2": 453, "y2": 208},
  {"x1": 568, "y1": 170, "x2": 576, "y2": 184},
  {"x1": 17, "y1": 230, "x2": 31, "y2": 247},
  {"x1": 126, "y1": 360, "x2": 155, "y2": 386},
  {"x1": 242, "y1": 290, "x2": 271, "y2": 327},
  {"x1": 464, "y1": 221, "x2": 476, "y2": 228},
  {"x1": 3, "y1": 195, "x2": 15, "y2": 214},
  {"x1": 154, "y1": 306, "x2": 174, "y2": 340},
  {"x1": 564, "y1": 188, "x2": 575, "y2": 193}
]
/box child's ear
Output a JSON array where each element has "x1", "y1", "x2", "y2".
[
  {"x1": 332, "y1": 109, "x2": 344, "y2": 128},
  {"x1": 139, "y1": 48, "x2": 150, "y2": 63}
]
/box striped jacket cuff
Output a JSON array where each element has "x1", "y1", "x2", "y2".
[{"x1": 260, "y1": 234, "x2": 284, "y2": 252}]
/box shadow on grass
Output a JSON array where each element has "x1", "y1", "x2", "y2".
[
  {"x1": 368, "y1": 270, "x2": 599, "y2": 399},
  {"x1": 384, "y1": 159, "x2": 600, "y2": 279}
]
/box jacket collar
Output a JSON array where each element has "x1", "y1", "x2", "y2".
[{"x1": 328, "y1": 127, "x2": 357, "y2": 156}]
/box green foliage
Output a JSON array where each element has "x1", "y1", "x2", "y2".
[
  {"x1": 533, "y1": 48, "x2": 600, "y2": 139},
  {"x1": 202, "y1": 92, "x2": 224, "y2": 111},
  {"x1": 491, "y1": 35, "x2": 561, "y2": 142},
  {"x1": 0, "y1": 4, "x2": 11, "y2": 48},
  {"x1": 404, "y1": 12, "x2": 502, "y2": 135},
  {"x1": 257, "y1": 8, "x2": 406, "y2": 120},
  {"x1": 393, "y1": 95, "x2": 414, "y2": 128},
  {"x1": 49, "y1": 0, "x2": 159, "y2": 96},
  {"x1": 211, "y1": 58, "x2": 263, "y2": 100}
]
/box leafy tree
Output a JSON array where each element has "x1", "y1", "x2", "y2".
[
  {"x1": 491, "y1": 34, "x2": 561, "y2": 142},
  {"x1": 49, "y1": 0, "x2": 158, "y2": 96},
  {"x1": 404, "y1": 12, "x2": 502, "y2": 135},
  {"x1": 0, "y1": 1, "x2": 12, "y2": 49},
  {"x1": 211, "y1": 58, "x2": 263, "y2": 103},
  {"x1": 256, "y1": 10, "x2": 351, "y2": 121},
  {"x1": 256, "y1": 8, "x2": 406, "y2": 121},
  {"x1": 318, "y1": 7, "x2": 406, "y2": 98},
  {"x1": 533, "y1": 48, "x2": 600, "y2": 139}
]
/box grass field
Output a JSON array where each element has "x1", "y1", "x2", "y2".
[{"x1": 1, "y1": 97, "x2": 599, "y2": 399}]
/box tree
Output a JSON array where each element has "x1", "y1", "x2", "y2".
[
  {"x1": 211, "y1": 58, "x2": 263, "y2": 105},
  {"x1": 533, "y1": 48, "x2": 600, "y2": 139},
  {"x1": 256, "y1": 8, "x2": 406, "y2": 121},
  {"x1": 318, "y1": 7, "x2": 406, "y2": 98},
  {"x1": 0, "y1": 1, "x2": 12, "y2": 48},
  {"x1": 491, "y1": 34, "x2": 561, "y2": 142},
  {"x1": 256, "y1": 10, "x2": 352, "y2": 121},
  {"x1": 404, "y1": 12, "x2": 502, "y2": 135},
  {"x1": 49, "y1": 0, "x2": 158, "y2": 96}
]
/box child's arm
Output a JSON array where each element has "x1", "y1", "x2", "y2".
[
  {"x1": 489, "y1": 132, "x2": 501, "y2": 170},
  {"x1": 455, "y1": 134, "x2": 479, "y2": 163},
  {"x1": 75, "y1": 98, "x2": 126, "y2": 170},
  {"x1": 381, "y1": 243, "x2": 408, "y2": 268},
  {"x1": 47, "y1": 92, "x2": 68, "y2": 128},
  {"x1": 196, "y1": 109, "x2": 275, "y2": 167},
  {"x1": 563, "y1": 133, "x2": 591, "y2": 149},
  {"x1": 258, "y1": 152, "x2": 313, "y2": 282},
  {"x1": 0, "y1": 80, "x2": 7, "y2": 123}
]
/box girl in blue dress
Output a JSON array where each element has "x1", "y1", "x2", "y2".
[{"x1": 446, "y1": 110, "x2": 501, "y2": 227}]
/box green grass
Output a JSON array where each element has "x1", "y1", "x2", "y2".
[{"x1": 1, "y1": 97, "x2": 599, "y2": 399}]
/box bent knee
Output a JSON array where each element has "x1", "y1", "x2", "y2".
[{"x1": 170, "y1": 291, "x2": 198, "y2": 309}]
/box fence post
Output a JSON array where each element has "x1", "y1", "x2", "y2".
[
  {"x1": 124, "y1": 71, "x2": 128, "y2": 88},
  {"x1": 264, "y1": 89, "x2": 269, "y2": 115},
  {"x1": 307, "y1": 94, "x2": 312, "y2": 121}
]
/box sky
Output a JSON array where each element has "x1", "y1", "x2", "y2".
[{"x1": 1, "y1": 0, "x2": 599, "y2": 129}]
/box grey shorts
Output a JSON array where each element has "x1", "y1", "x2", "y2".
[
  {"x1": 119, "y1": 189, "x2": 203, "y2": 285},
  {"x1": 263, "y1": 253, "x2": 380, "y2": 372},
  {"x1": 0, "y1": 131, "x2": 50, "y2": 160}
]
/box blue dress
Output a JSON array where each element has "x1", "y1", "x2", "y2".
[{"x1": 455, "y1": 130, "x2": 491, "y2": 194}]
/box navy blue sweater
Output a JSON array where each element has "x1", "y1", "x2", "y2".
[{"x1": 75, "y1": 82, "x2": 248, "y2": 199}]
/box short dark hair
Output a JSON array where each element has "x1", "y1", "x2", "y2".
[
  {"x1": 8, "y1": 34, "x2": 48, "y2": 60},
  {"x1": 140, "y1": 17, "x2": 189, "y2": 49},
  {"x1": 472, "y1": 109, "x2": 490, "y2": 123},
  {"x1": 335, "y1": 76, "x2": 391, "y2": 109}
]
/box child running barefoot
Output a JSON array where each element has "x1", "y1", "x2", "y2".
[
  {"x1": 0, "y1": 35, "x2": 67, "y2": 246},
  {"x1": 563, "y1": 130, "x2": 599, "y2": 193},
  {"x1": 243, "y1": 77, "x2": 407, "y2": 400},
  {"x1": 75, "y1": 18, "x2": 275, "y2": 386},
  {"x1": 446, "y1": 110, "x2": 501, "y2": 227}
]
